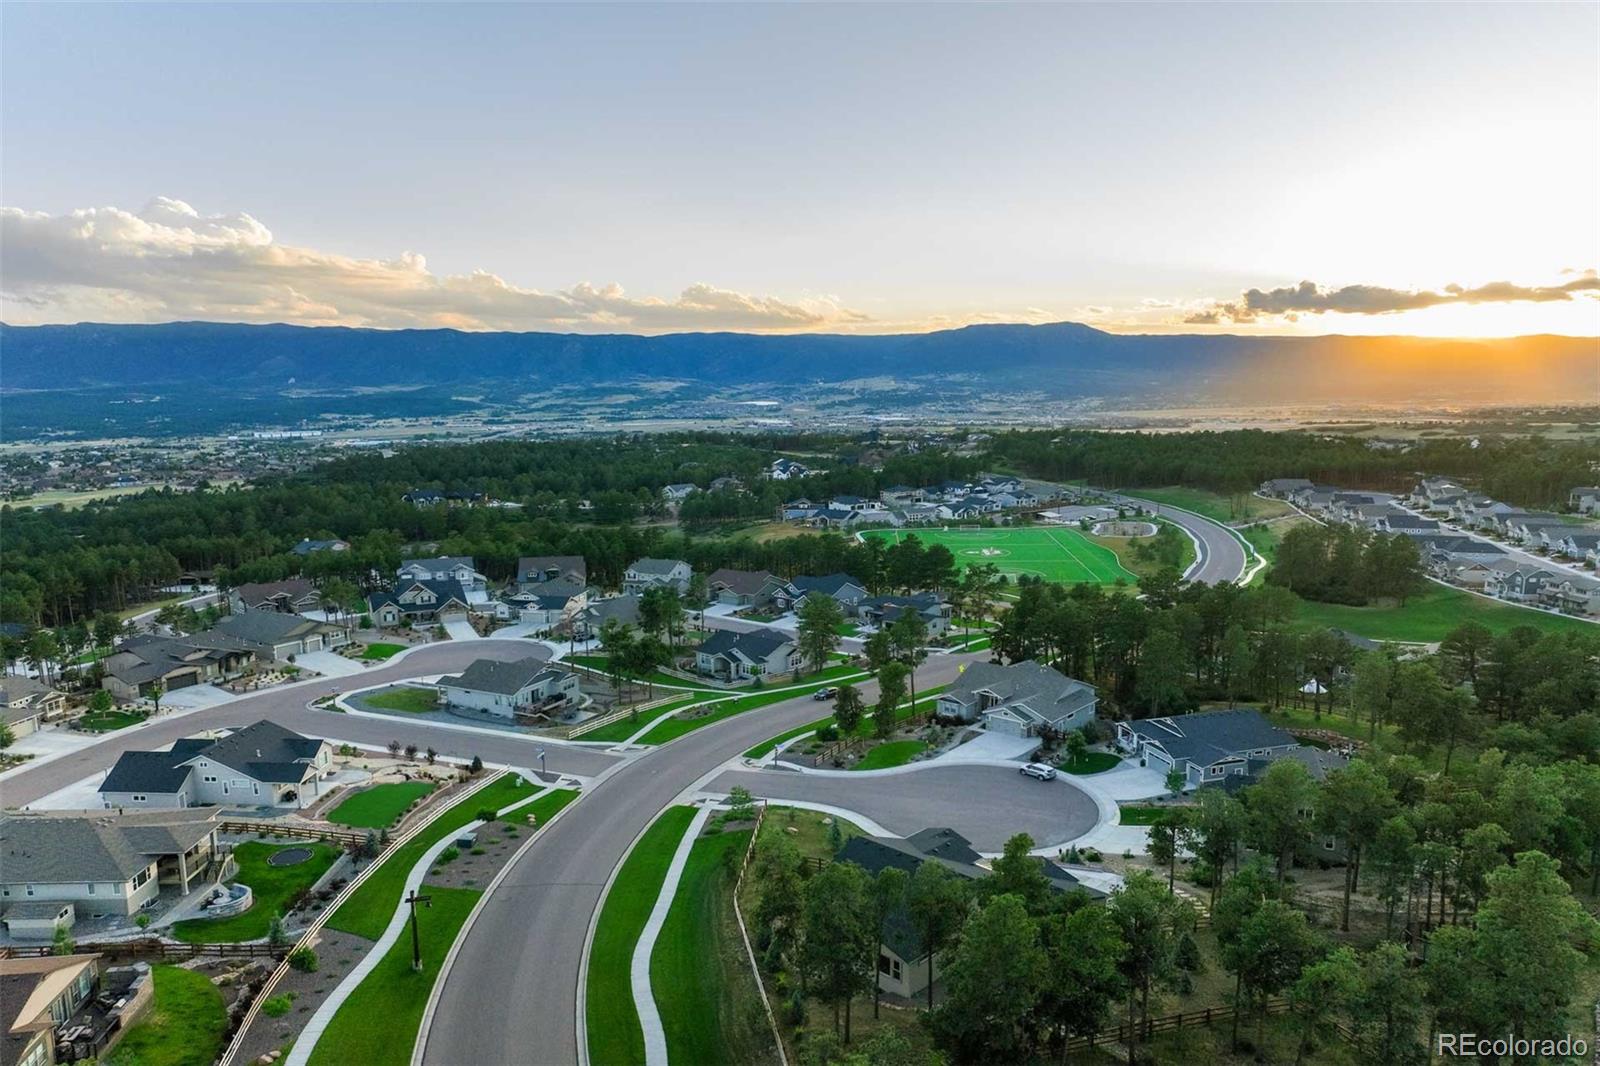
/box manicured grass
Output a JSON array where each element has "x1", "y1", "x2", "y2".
[
  {"x1": 753, "y1": 806, "x2": 863, "y2": 864},
  {"x1": 306, "y1": 885, "x2": 482, "y2": 1066},
  {"x1": 105, "y1": 965, "x2": 228, "y2": 1066},
  {"x1": 863, "y1": 526, "x2": 1134, "y2": 585},
  {"x1": 359, "y1": 642, "x2": 406, "y2": 660},
  {"x1": 77, "y1": 710, "x2": 145, "y2": 732},
  {"x1": 637, "y1": 670, "x2": 871, "y2": 744},
  {"x1": 567, "y1": 654, "x2": 732, "y2": 692},
  {"x1": 1116, "y1": 805, "x2": 1176, "y2": 826},
  {"x1": 586, "y1": 806, "x2": 698, "y2": 1066},
  {"x1": 326, "y1": 775, "x2": 548, "y2": 940},
  {"x1": 741, "y1": 684, "x2": 949, "y2": 758},
  {"x1": 1292, "y1": 582, "x2": 1593, "y2": 643},
  {"x1": 1057, "y1": 751, "x2": 1121, "y2": 774},
  {"x1": 363, "y1": 685, "x2": 440, "y2": 713},
  {"x1": 326, "y1": 780, "x2": 437, "y2": 829},
  {"x1": 834, "y1": 621, "x2": 860, "y2": 636},
  {"x1": 170, "y1": 841, "x2": 339, "y2": 943},
  {"x1": 851, "y1": 739, "x2": 927, "y2": 770},
  {"x1": 575, "y1": 693, "x2": 698, "y2": 743},
  {"x1": 650, "y1": 829, "x2": 774, "y2": 1066},
  {"x1": 1121, "y1": 486, "x2": 1293, "y2": 524}
]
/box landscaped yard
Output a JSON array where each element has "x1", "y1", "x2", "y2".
[
  {"x1": 833, "y1": 621, "x2": 860, "y2": 636},
  {"x1": 740, "y1": 685, "x2": 949, "y2": 759},
  {"x1": 171, "y1": 841, "x2": 339, "y2": 943},
  {"x1": 649, "y1": 828, "x2": 774, "y2": 1066},
  {"x1": 326, "y1": 780, "x2": 437, "y2": 828},
  {"x1": 359, "y1": 642, "x2": 407, "y2": 660},
  {"x1": 575, "y1": 693, "x2": 699, "y2": 744},
  {"x1": 1292, "y1": 582, "x2": 1593, "y2": 642},
  {"x1": 363, "y1": 685, "x2": 440, "y2": 713},
  {"x1": 850, "y1": 738, "x2": 927, "y2": 770},
  {"x1": 77, "y1": 710, "x2": 145, "y2": 732},
  {"x1": 306, "y1": 885, "x2": 482, "y2": 1066},
  {"x1": 1057, "y1": 750, "x2": 1121, "y2": 774},
  {"x1": 105, "y1": 965, "x2": 228, "y2": 1066},
  {"x1": 587, "y1": 806, "x2": 698, "y2": 1066},
  {"x1": 326, "y1": 775, "x2": 549, "y2": 940},
  {"x1": 1116, "y1": 805, "x2": 1175, "y2": 825}
]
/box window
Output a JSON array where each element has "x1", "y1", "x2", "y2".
[
  {"x1": 132, "y1": 794, "x2": 146, "y2": 802},
  {"x1": 133, "y1": 867, "x2": 150, "y2": 889},
  {"x1": 203, "y1": 775, "x2": 217, "y2": 783},
  {"x1": 87, "y1": 883, "x2": 96, "y2": 894},
  {"x1": 876, "y1": 953, "x2": 902, "y2": 980}
]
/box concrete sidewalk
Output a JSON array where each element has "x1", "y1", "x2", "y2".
[{"x1": 630, "y1": 804, "x2": 712, "y2": 1066}]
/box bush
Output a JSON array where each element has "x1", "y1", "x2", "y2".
[
  {"x1": 816, "y1": 724, "x2": 839, "y2": 742},
  {"x1": 359, "y1": 614, "x2": 373, "y2": 630},
  {"x1": 476, "y1": 808, "x2": 499, "y2": 822},
  {"x1": 470, "y1": 755, "x2": 484, "y2": 774},
  {"x1": 261, "y1": 995, "x2": 293, "y2": 1018},
  {"x1": 134, "y1": 914, "x2": 151, "y2": 930},
  {"x1": 288, "y1": 947, "x2": 318, "y2": 973},
  {"x1": 438, "y1": 846, "x2": 460, "y2": 864}
]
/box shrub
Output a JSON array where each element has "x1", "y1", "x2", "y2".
[
  {"x1": 470, "y1": 755, "x2": 484, "y2": 774},
  {"x1": 476, "y1": 808, "x2": 499, "y2": 822},
  {"x1": 816, "y1": 724, "x2": 839, "y2": 742},
  {"x1": 261, "y1": 995, "x2": 293, "y2": 1018},
  {"x1": 267, "y1": 915, "x2": 289, "y2": 948},
  {"x1": 134, "y1": 914, "x2": 151, "y2": 930},
  {"x1": 288, "y1": 947, "x2": 318, "y2": 973},
  {"x1": 438, "y1": 846, "x2": 460, "y2": 864}
]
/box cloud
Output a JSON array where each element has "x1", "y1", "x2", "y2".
[
  {"x1": 0, "y1": 198, "x2": 869, "y2": 332},
  {"x1": 1185, "y1": 273, "x2": 1600, "y2": 324}
]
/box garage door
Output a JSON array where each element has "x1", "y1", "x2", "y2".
[{"x1": 165, "y1": 671, "x2": 200, "y2": 690}]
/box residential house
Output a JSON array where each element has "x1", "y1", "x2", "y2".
[
  {"x1": 517, "y1": 556, "x2": 587, "y2": 589},
  {"x1": 1, "y1": 809, "x2": 225, "y2": 920},
  {"x1": 572, "y1": 593, "x2": 642, "y2": 640},
  {"x1": 1116, "y1": 709, "x2": 1299, "y2": 789},
  {"x1": 706, "y1": 569, "x2": 776, "y2": 607},
  {"x1": 1259, "y1": 478, "x2": 1315, "y2": 497},
  {"x1": 229, "y1": 578, "x2": 321, "y2": 615},
  {"x1": 1376, "y1": 514, "x2": 1439, "y2": 534},
  {"x1": 438, "y1": 659, "x2": 580, "y2": 719},
  {"x1": 622, "y1": 558, "x2": 693, "y2": 595},
  {"x1": 1555, "y1": 531, "x2": 1600, "y2": 563},
  {"x1": 857, "y1": 592, "x2": 952, "y2": 637},
  {"x1": 0, "y1": 678, "x2": 67, "y2": 738},
  {"x1": 772, "y1": 573, "x2": 870, "y2": 613},
  {"x1": 505, "y1": 579, "x2": 587, "y2": 631},
  {"x1": 100, "y1": 634, "x2": 258, "y2": 701},
  {"x1": 694, "y1": 629, "x2": 799, "y2": 681},
  {"x1": 98, "y1": 720, "x2": 333, "y2": 810},
  {"x1": 208, "y1": 611, "x2": 352, "y2": 661},
  {"x1": 880, "y1": 485, "x2": 921, "y2": 506},
  {"x1": 829, "y1": 495, "x2": 874, "y2": 512},
  {"x1": 397, "y1": 557, "x2": 487, "y2": 593},
  {"x1": 1571, "y1": 487, "x2": 1600, "y2": 515},
  {"x1": 837, "y1": 827, "x2": 1103, "y2": 999},
  {"x1": 0, "y1": 953, "x2": 146, "y2": 1065},
  {"x1": 1546, "y1": 575, "x2": 1600, "y2": 618},
  {"x1": 402, "y1": 490, "x2": 484, "y2": 508},
  {"x1": 935, "y1": 660, "x2": 1097, "y2": 739},
  {"x1": 289, "y1": 538, "x2": 350, "y2": 556},
  {"x1": 767, "y1": 458, "x2": 811, "y2": 480},
  {"x1": 366, "y1": 580, "x2": 472, "y2": 627},
  {"x1": 661, "y1": 483, "x2": 698, "y2": 503}
]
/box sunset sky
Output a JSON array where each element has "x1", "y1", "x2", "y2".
[{"x1": 2, "y1": 3, "x2": 1596, "y2": 337}]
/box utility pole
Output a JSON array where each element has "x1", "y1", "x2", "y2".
[
  {"x1": 405, "y1": 889, "x2": 432, "y2": 971},
  {"x1": 537, "y1": 748, "x2": 547, "y2": 778}
]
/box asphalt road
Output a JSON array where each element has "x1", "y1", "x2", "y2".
[
  {"x1": 1112, "y1": 496, "x2": 1249, "y2": 585},
  {"x1": 419, "y1": 651, "x2": 985, "y2": 1066},
  {"x1": 0, "y1": 640, "x2": 621, "y2": 808},
  {"x1": 706, "y1": 763, "x2": 1099, "y2": 853}
]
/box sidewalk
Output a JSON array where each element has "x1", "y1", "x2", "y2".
[{"x1": 631, "y1": 804, "x2": 712, "y2": 1066}]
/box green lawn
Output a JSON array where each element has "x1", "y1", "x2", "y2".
[
  {"x1": 740, "y1": 685, "x2": 950, "y2": 759},
  {"x1": 171, "y1": 841, "x2": 339, "y2": 943},
  {"x1": 834, "y1": 621, "x2": 860, "y2": 636},
  {"x1": 1121, "y1": 486, "x2": 1293, "y2": 524},
  {"x1": 78, "y1": 710, "x2": 145, "y2": 732},
  {"x1": 1292, "y1": 582, "x2": 1593, "y2": 642},
  {"x1": 105, "y1": 965, "x2": 228, "y2": 1066},
  {"x1": 326, "y1": 780, "x2": 437, "y2": 829},
  {"x1": 863, "y1": 526, "x2": 1134, "y2": 585},
  {"x1": 306, "y1": 885, "x2": 482, "y2": 1066},
  {"x1": 326, "y1": 776, "x2": 550, "y2": 941},
  {"x1": 566, "y1": 655, "x2": 732, "y2": 692},
  {"x1": 637, "y1": 670, "x2": 871, "y2": 745},
  {"x1": 363, "y1": 686, "x2": 440, "y2": 713},
  {"x1": 587, "y1": 806, "x2": 698, "y2": 1066},
  {"x1": 1057, "y1": 751, "x2": 1121, "y2": 774},
  {"x1": 851, "y1": 739, "x2": 927, "y2": 770},
  {"x1": 575, "y1": 693, "x2": 699, "y2": 743},
  {"x1": 1116, "y1": 806, "x2": 1175, "y2": 826},
  {"x1": 650, "y1": 828, "x2": 774, "y2": 1066},
  {"x1": 360, "y1": 642, "x2": 407, "y2": 660}
]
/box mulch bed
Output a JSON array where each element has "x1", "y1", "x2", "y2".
[{"x1": 421, "y1": 816, "x2": 527, "y2": 892}]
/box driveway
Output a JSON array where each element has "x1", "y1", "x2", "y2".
[
  {"x1": 706, "y1": 762, "x2": 1101, "y2": 853},
  {"x1": 159, "y1": 684, "x2": 235, "y2": 710},
  {"x1": 296, "y1": 651, "x2": 366, "y2": 678},
  {"x1": 929, "y1": 730, "x2": 1040, "y2": 763},
  {"x1": 442, "y1": 618, "x2": 479, "y2": 641}
]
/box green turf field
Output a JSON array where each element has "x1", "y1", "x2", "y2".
[{"x1": 863, "y1": 526, "x2": 1136, "y2": 584}]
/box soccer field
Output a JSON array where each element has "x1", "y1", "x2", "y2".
[{"x1": 862, "y1": 526, "x2": 1137, "y2": 585}]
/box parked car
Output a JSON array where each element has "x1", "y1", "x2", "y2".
[
  {"x1": 1019, "y1": 763, "x2": 1058, "y2": 781},
  {"x1": 812, "y1": 687, "x2": 838, "y2": 701}
]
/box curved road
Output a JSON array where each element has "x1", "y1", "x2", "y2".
[
  {"x1": 1108, "y1": 492, "x2": 1250, "y2": 585},
  {"x1": 0, "y1": 640, "x2": 620, "y2": 808},
  {"x1": 419, "y1": 652, "x2": 990, "y2": 1066}
]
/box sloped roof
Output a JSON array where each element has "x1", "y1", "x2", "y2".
[
  {"x1": 945, "y1": 660, "x2": 1095, "y2": 722},
  {"x1": 187, "y1": 720, "x2": 325, "y2": 782},
  {"x1": 1, "y1": 809, "x2": 217, "y2": 883},
  {"x1": 210, "y1": 611, "x2": 332, "y2": 647},
  {"x1": 707, "y1": 568, "x2": 774, "y2": 596},
  {"x1": 400, "y1": 556, "x2": 476, "y2": 573},
  {"x1": 517, "y1": 555, "x2": 586, "y2": 584},
  {"x1": 790, "y1": 573, "x2": 864, "y2": 597},
  {"x1": 234, "y1": 578, "x2": 317, "y2": 605},
  {"x1": 1126, "y1": 709, "x2": 1295, "y2": 766},
  {"x1": 101, "y1": 750, "x2": 194, "y2": 794},
  {"x1": 628, "y1": 557, "x2": 688, "y2": 576},
  {"x1": 698, "y1": 628, "x2": 792, "y2": 662},
  {"x1": 441, "y1": 657, "x2": 564, "y2": 696}
]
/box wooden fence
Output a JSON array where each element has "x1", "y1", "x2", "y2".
[
  {"x1": 1062, "y1": 997, "x2": 1292, "y2": 1053},
  {"x1": 217, "y1": 820, "x2": 369, "y2": 848},
  {"x1": 730, "y1": 803, "x2": 790, "y2": 1066},
  {"x1": 566, "y1": 691, "x2": 698, "y2": 739},
  {"x1": 1, "y1": 938, "x2": 282, "y2": 961}
]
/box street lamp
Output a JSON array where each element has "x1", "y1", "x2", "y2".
[{"x1": 404, "y1": 889, "x2": 433, "y2": 971}]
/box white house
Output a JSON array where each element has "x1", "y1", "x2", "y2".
[
  {"x1": 935, "y1": 660, "x2": 1096, "y2": 739},
  {"x1": 99, "y1": 721, "x2": 334, "y2": 810},
  {"x1": 397, "y1": 556, "x2": 487, "y2": 593},
  {"x1": 622, "y1": 558, "x2": 693, "y2": 594},
  {"x1": 438, "y1": 658, "x2": 580, "y2": 719},
  {"x1": 694, "y1": 629, "x2": 799, "y2": 681}
]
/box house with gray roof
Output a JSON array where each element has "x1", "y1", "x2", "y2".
[
  {"x1": 706, "y1": 568, "x2": 776, "y2": 607},
  {"x1": 1570, "y1": 487, "x2": 1600, "y2": 515},
  {"x1": 573, "y1": 593, "x2": 642, "y2": 640},
  {"x1": 229, "y1": 578, "x2": 321, "y2": 614},
  {"x1": 858, "y1": 592, "x2": 952, "y2": 636},
  {"x1": 438, "y1": 658, "x2": 579, "y2": 719},
  {"x1": 290, "y1": 538, "x2": 350, "y2": 556},
  {"x1": 771, "y1": 573, "x2": 870, "y2": 613},
  {"x1": 836, "y1": 826, "x2": 1104, "y2": 998},
  {"x1": 1116, "y1": 708, "x2": 1299, "y2": 789},
  {"x1": 100, "y1": 633, "x2": 259, "y2": 700},
  {"x1": 695, "y1": 628, "x2": 798, "y2": 681},
  {"x1": 209, "y1": 610, "x2": 352, "y2": 662},
  {"x1": 1259, "y1": 478, "x2": 1315, "y2": 497},
  {"x1": 98, "y1": 720, "x2": 333, "y2": 810},
  {"x1": 1, "y1": 809, "x2": 224, "y2": 922},
  {"x1": 936, "y1": 660, "x2": 1097, "y2": 740},
  {"x1": 517, "y1": 555, "x2": 587, "y2": 589},
  {"x1": 367, "y1": 579, "x2": 472, "y2": 626},
  {"x1": 0, "y1": 677, "x2": 66, "y2": 739},
  {"x1": 397, "y1": 556, "x2": 486, "y2": 592},
  {"x1": 622, "y1": 558, "x2": 692, "y2": 595}
]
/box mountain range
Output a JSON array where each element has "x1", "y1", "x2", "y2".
[{"x1": 1, "y1": 321, "x2": 1594, "y2": 437}]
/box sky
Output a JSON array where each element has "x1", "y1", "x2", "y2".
[{"x1": 2, "y1": 2, "x2": 1597, "y2": 337}]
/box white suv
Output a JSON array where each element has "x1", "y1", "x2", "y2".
[{"x1": 1019, "y1": 763, "x2": 1058, "y2": 781}]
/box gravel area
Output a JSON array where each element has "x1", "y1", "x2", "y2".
[{"x1": 229, "y1": 927, "x2": 375, "y2": 1065}]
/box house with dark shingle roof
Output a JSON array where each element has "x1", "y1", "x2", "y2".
[
  {"x1": 438, "y1": 658, "x2": 579, "y2": 719},
  {"x1": 706, "y1": 568, "x2": 776, "y2": 607},
  {"x1": 573, "y1": 593, "x2": 643, "y2": 640},
  {"x1": 367, "y1": 579, "x2": 472, "y2": 626},
  {"x1": 229, "y1": 578, "x2": 322, "y2": 614},
  {"x1": 517, "y1": 555, "x2": 587, "y2": 588},
  {"x1": 1116, "y1": 708, "x2": 1298, "y2": 789},
  {"x1": 622, "y1": 558, "x2": 692, "y2": 595},
  {"x1": 858, "y1": 592, "x2": 952, "y2": 636},
  {"x1": 694, "y1": 628, "x2": 798, "y2": 681},
  {"x1": 208, "y1": 611, "x2": 351, "y2": 661},
  {"x1": 1, "y1": 808, "x2": 223, "y2": 920},
  {"x1": 290, "y1": 538, "x2": 350, "y2": 556},
  {"x1": 836, "y1": 827, "x2": 1104, "y2": 998},
  {"x1": 98, "y1": 721, "x2": 333, "y2": 810},
  {"x1": 1, "y1": 677, "x2": 66, "y2": 738},
  {"x1": 398, "y1": 556, "x2": 486, "y2": 592},
  {"x1": 100, "y1": 633, "x2": 260, "y2": 701},
  {"x1": 937, "y1": 660, "x2": 1097, "y2": 740},
  {"x1": 770, "y1": 573, "x2": 869, "y2": 613}
]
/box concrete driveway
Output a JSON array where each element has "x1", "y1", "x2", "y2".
[
  {"x1": 442, "y1": 618, "x2": 479, "y2": 641},
  {"x1": 296, "y1": 651, "x2": 366, "y2": 678},
  {"x1": 159, "y1": 684, "x2": 235, "y2": 710}
]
